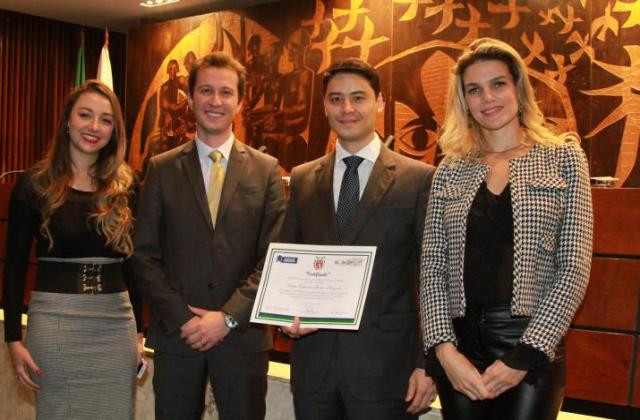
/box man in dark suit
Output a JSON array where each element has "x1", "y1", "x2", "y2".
[
  {"x1": 133, "y1": 52, "x2": 286, "y2": 420},
  {"x1": 280, "y1": 58, "x2": 437, "y2": 419}
]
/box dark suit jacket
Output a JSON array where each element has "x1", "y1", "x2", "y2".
[
  {"x1": 280, "y1": 145, "x2": 435, "y2": 401},
  {"x1": 133, "y1": 139, "x2": 286, "y2": 356}
]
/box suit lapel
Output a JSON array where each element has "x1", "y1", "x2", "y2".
[
  {"x1": 179, "y1": 141, "x2": 213, "y2": 232},
  {"x1": 217, "y1": 140, "x2": 248, "y2": 225},
  {"x1": 314, "y1": 152, "x2": 339, "y2": 243},
  {"x1": 341, "y1": 145, "x2": 395, "y2": 244}
]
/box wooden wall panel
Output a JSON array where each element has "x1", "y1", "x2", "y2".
[
  {"x1": 0, "y1": 184, "x2": 11, "y2": 219},
  {"x1": 125, "y1": 0, "x2": 640, "y2": 187},
  {"x1": 573, "y1": 257, "x2": 640, "y2": 331},
  {"x1": 565, "y1": 329, "x2": 634, "y2": 405},
  {"x1": 633, "y1": 338, "x2": 640, "y2": 408},
  {"x1": 592, "y1": 188, "x2": 640, "y2": 256},
  {"x1": 0, "y1": 184, "x2": 10, "y2": 300}
]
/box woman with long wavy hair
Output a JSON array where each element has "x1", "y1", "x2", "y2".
[
  {"x1": 420, "y1": 38, "x2": 593, "y2": 419},
  {"x1": 3, "y1": 80, "x2": 143, "y2": 419}
]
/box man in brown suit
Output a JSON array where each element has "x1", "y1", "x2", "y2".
[
  {"x1": 133, "y1": 52, "x2": 286, "y2": 420},
  {"x1": 280, "y1": 58, "x2": 437, "y2": 419}
]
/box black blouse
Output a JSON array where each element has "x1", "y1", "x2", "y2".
[
  {"x1": 463, "y1": 182, "x2": 547, "y2": 372},
  {"x1": 2, "y1": 174, "x2": 142, "y2": 342},
  {"x1": 463, "y1": 182, "x2": 514, "y2": 307}
]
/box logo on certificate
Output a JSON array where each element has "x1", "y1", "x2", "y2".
[
  {"x1": 313, "y1": 256, "x2": 325, "y2": 270},
  {"x1": 335, "y1": 258, "x2": 364, "y2": 266},
  {"x1": 276, "y1": 255, "x2": 298, "y2": 264}
]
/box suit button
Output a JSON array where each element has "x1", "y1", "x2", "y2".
[{"x1": 207, "y1": 283, "x2": 214, "y2": 290}]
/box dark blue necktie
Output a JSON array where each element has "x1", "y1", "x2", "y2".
[{"x1": 336, "y1": 156, "x2": 364, "y2": 243}]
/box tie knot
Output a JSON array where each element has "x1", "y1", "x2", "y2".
[
  {"x1": 209, "y1": 150, "x2": 223, "y2": 164},
  {"x1": 343, "y1": 155, "x2": 364, "y2": 169}
]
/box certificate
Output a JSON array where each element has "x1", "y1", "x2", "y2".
[{"x1": 250, "y1": 243, "x2": 377, "y2": 330}]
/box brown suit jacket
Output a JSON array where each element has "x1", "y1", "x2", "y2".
[
  {"x1": 280, "y1": 145, "x2": 435, "y2": 401},
  {"x1": 133, "y1": 139, "x2": 286, "y2": 355}
]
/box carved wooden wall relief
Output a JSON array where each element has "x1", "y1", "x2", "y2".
[{"x1": 125, "y1": 0, "x2": 640, "y2": 186}]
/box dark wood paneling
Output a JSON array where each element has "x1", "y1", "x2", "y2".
[
  {"x1": 565, "y1": 329, "x2": 634, "y2": 405},
  {"x1": 592, "y1": 188, "x2": 640, "y2": 256},
  {"x1": 633, "y1": 338, "x2": 640, "y2": 408},
  {"x1": 573, "y1": 257, "x2": 640, "y2": 331},
  {"x1": 124, "y1": 0, "x2": 640, "y2": 186},
  {"x1": 0, "y1": 184, "x2": 11, "y2": 219},
  {"x1": 0, "y1": 183, "x2": 9, "y2": 300}
]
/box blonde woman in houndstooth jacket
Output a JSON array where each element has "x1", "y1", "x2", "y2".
[{"x1": 419, "y1": 38, "x2": 593, "y2": 420}]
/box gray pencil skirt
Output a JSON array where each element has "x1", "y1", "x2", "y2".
[{"x1": 25, "y1": 291, "x2": 138, "y2": 420}]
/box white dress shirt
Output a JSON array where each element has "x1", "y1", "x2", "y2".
[
  {"x1": 332, "y1": 135, "x2": 382, "y2": 211},
  {"x1": 195, "y1": 134, "x2": 234, "y2": 194}
]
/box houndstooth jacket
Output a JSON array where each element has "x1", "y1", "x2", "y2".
[{"x1": 419, "y1": 141, "x2": 593, "y2": 360}]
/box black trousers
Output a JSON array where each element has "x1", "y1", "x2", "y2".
[
  {"x1": 293, "y1": 347, "x2": 417, "y2": 420},
  {"x1": 436, "y1": 305, "x2": 565, "y2": 420},
  {"x1": 153, "y1": 346, "x2": 269, "y2": 420}
]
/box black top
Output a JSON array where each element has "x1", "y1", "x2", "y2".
[
  {"x1": 463, "y1": 182, "x2": 546, "y2": 371},
  {"x1": 2, "y1": 174, "x2": 142, "y2": 342},
  {"x1": 463, "y1": 182, "x2": 514, "y2": 307}
]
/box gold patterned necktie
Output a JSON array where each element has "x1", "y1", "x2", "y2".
[{"x1": 207, "y1": 150, "x2": 225, "y2": 227}]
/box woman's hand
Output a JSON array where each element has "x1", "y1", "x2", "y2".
[
  {"x1": 481, "y1": 359, "x2": 527, "y2": 398},
  {"x1": 436, "y1": 342, "x2": 491, "y2": 401},
  {"x1": 8, "y1": 341, "x2": 41, "y2": 391}
]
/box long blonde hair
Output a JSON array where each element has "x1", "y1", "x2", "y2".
[
  {"x1": 439, "y1": 38, "x2": 576, "y2": 157},
  {"x1": 31, "y1": 80, "x2": 134, "y2": 256}
]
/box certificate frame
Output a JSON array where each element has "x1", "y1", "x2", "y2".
[{"x1": 250, "y1": 243, "x2": 377, "y2": 330}]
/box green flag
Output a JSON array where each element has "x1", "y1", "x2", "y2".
[{"x1": 75, "y1": 35, "x2": 85, "y2": 87}]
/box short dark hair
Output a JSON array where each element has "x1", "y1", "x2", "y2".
[
  {"x1": 322, "y1": 58, "x2": 381, "y2": 97},
  {"x1": 167, "y1": 59, "x2": 179, "y2": 71},
  {"x1": 188, "y1": 51, "x2": 247, "y2": 102}
]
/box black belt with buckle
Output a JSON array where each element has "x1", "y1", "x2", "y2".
[{"x1": 35, "y1": 261, "x2": 126, "y2": 294}]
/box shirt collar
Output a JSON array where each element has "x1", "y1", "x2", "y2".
[
  {"x1": 195, "y1": 133, "x2": 235, "y2": 163},
  {"x1": 335, "y1": 133, "x2": 381, "y2": 166}
]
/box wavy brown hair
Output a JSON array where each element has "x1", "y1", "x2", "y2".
[
  {"x1": 439, "y1": 38, "x2": 577, "y2": 157},
  {"x1": 31, "y1": 80, "x2": 134, "y2": 256}
]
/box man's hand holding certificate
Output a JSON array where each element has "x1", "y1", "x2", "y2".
[{"x1": 250, "y1": 243, "x2": 376, "y2": 330}]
